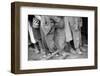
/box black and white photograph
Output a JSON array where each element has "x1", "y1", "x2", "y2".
[{"x1": 28, "y1": 15, "x2": 88, "y2": 60}]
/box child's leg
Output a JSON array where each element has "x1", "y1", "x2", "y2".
[{"x1": 72, "y1": 30, "x2": 82, "y2": 54}]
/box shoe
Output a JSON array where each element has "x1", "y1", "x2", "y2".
[
  {"x1": 70, "y1": 48, "x2": 77, "y2": 54},
  {"x1": 76, "y1": 48, "x2": 82, "y2": 54}
]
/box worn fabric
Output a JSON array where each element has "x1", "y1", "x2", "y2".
[
  {"x1": 28, "y1": 22, "x2": 36, "y2": 43},
  {"x1": 41, "y1": 16, "x2": 53, "y2": 35},
  {"x1": 32, "y1": 28, "x2": 41, "y2": 41},
  {"x1": 40, "y1": 27, "x2": 49, "y2": 51},
  {"x1": 55, "y1": 29, "x2": 66, "y2": 50},
  {"x1": 68, "y1": 17, "x2": 82, "y2": 49},
  {"x1": 64, "y1": 17, "x2": 73, "y2": 42},
  {"x1": 54, "y1": 17, "x2": 66, "y2": 50},
  {"x1": 40, "y1": 16, "x2": 55, "y2": 53}
]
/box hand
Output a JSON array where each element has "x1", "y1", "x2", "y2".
[{"x1": 32, "y1": 18, "x2": 40, "y2": 28}]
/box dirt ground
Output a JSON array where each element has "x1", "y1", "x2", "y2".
[{"x1": 28, "y1": 43, "x2": 88, "y2": 60}]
